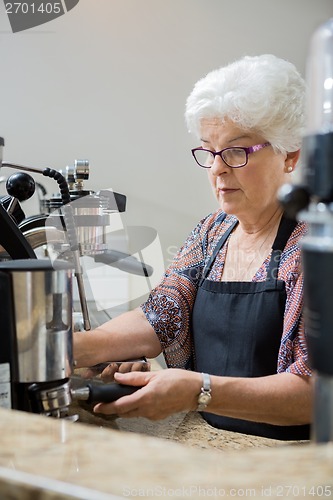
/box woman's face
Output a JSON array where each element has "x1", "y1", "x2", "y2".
[{"x1": 199, "y1": 118, "x2": 292, "y2": 221}]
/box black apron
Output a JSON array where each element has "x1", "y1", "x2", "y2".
[{"x1": 192, "y1": 215, "x2": 310, "y2": 440}]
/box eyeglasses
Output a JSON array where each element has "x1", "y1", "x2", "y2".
[{"x1": 191, "y1": 142, "x2": 271, "y2": 169}]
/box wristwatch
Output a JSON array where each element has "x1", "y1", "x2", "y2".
[{"x1": 196, "y1": 372, "x2": 212, "y2": 411}]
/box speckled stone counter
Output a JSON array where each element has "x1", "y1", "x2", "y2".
[
  {"x1": 70, "y1": 360, "x2": 305, "y2": 452},
  {"x1": 0, "y1": 361, "x2": 331, "y2": 499},
  {"x1": 73, "y1": 404, "x2": 302, "y2": 452},
  {"x1": 0, "y1": 405, "x2": 332, "y2": 500}
]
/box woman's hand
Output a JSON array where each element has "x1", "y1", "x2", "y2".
[
  {"x1": 82, "y1": 359, "x2": 151, "y2": 382},
  {"x1": 93, "y1": 369, "x2": 202, "y2": 420}
]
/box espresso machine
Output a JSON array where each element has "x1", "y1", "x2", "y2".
[
  {"x1": 0, "y1": 144, "x2": 145, "y2": 417},
  {"x1": 280, "y1": 18, "x2": 333, "y2": 442}
]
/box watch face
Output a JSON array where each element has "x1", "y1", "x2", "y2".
[{"x1": 199, "y1": 393, "x2": 211, "y2": 405}]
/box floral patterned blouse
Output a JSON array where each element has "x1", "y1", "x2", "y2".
[{"x1": 141, "y1": 210, "x2": 312, "y2": 377}]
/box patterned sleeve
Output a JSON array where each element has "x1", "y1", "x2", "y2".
[
  {"x1": 141, "y1": 211, "x2": 227, "y2": 369},
  {"x1": 277, "y1": 223, "x2": 312, "y2": 376}
]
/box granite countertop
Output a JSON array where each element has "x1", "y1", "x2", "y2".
[
  {"x1": 73, "y1": 403, "x2": 302, "y2": 452},
  {"x1": 71, "y1": 360, "x2": 303, "y2": 451},
  {"x1": 0, "y1": 361, "x2": 332, "y2": 499},
  {"x1": 0, "y1": 406, "x2": 332, "y2": 500}
]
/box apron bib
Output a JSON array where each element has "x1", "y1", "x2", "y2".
[{"x1": 192, "y1": 216, "x2": 310, "y2": 440}]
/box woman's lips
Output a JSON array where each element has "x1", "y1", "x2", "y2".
[{"x1": 218, "y1": 187, "x2": 239, "y2": 194}]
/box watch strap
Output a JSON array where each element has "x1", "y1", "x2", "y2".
[{"x1": 201, "y1": 372, "x2": 210, "y2": 391}]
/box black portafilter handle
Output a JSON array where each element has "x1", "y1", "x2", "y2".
[{"x1": 72, "y1": 382, "x2": 141, "y2": 404}]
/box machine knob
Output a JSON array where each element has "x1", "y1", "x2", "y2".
[
  {"x1": 6, "y1": 172, "x2": 35, "y2": 202},
  {"x1": 74, "y1": 159, "x2": 89, "y2": 180},
  {"x1": 278, "y1": 183, "x2": 310, "y2": 219}
]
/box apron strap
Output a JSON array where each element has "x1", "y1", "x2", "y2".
[
  {"x1": 201, "y1": 217, "x2": 238, "y2": 280},
  {"x1": 272, "y1": 216, "x2": 298, "y2": 252},
  {"x1": 266, "y1": 216, "x2": 298, "y2": 285}
]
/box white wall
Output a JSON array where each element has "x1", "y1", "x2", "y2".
[{"x1": 1, "y1": 0, "x2": 333, "y2": 276}]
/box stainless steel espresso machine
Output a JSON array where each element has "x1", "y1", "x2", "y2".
[
  {"x1": 0, "y1": 144, "x2": 146, "y2": 417},
  {"x1": 281, "y1": 18, "x2": 333, "y2": 442},
  {"x1": 0, "y1": 144, "x2": 77, "y2": 414}
]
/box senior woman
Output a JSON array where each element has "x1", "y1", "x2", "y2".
[{"x1": 74, "y1": 54, "x2": 312, "y2": 440}]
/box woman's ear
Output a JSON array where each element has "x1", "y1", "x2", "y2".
[{"x1": 285, "y1": 149, "x2": 300, "y2": 173}]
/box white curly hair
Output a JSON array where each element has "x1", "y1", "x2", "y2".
[{"x1": 185, "y1": 54, "x2": 306, "y2": 155}]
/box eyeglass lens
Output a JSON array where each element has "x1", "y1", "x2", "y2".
[{"x1": 194, "y1": 148, "x2": 247, "y2": 168}]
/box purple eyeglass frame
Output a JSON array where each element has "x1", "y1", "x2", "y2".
[{"x1": 191, "y1": 142, "x2": 271, "y2": 169}]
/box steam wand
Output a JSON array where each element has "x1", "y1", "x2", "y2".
[{"x1": 2, "y1": 162, "x2": 91, "y2": 330}]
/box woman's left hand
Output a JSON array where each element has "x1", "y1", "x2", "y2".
[{"x1": 93, "y1": 368, "x2": 202, "y2": 420}]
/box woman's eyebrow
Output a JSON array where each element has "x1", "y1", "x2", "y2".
[{"x1": 200, "y1": 134, "x2": 251, "y2": 145}]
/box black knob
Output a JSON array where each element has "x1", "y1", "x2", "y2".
[
  {"x1": 6, "y1": 172, "x2": 35, "y2": 201},
  {"x1": 278, "y1": 183, "x2": 310, "y2": 219}
]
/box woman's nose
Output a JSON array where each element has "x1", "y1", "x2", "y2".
[{"x1": 210, "y1": 155, "x2": 229, "y2": 176}]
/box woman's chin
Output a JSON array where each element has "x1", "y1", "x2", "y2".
[{"x1": 218, "y1": 200, "x2": 238, "y2": 215}]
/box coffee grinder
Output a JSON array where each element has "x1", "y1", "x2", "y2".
[{"x1": 0, "y1": 259, "x2": 74, "y2": 416}]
